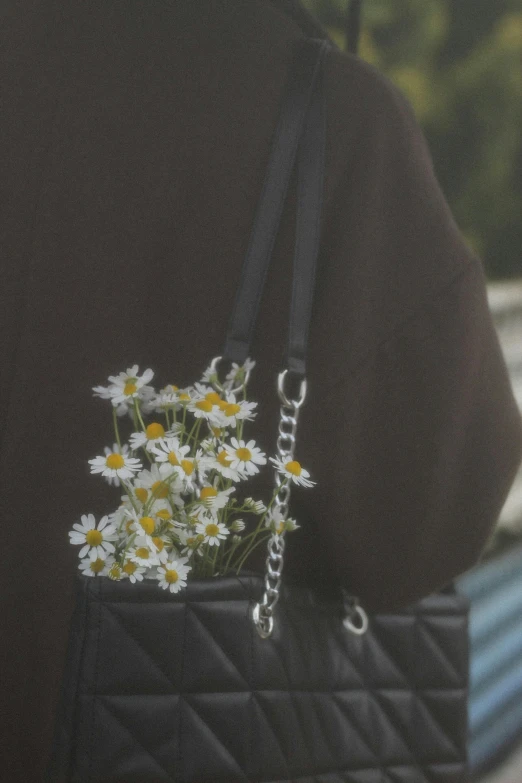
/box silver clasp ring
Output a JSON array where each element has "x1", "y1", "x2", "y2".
[
  {"x1": 342, "y1": 605, "x2": 369, "y2": 636},
  {"x1": 278, "y1": 370, "x2": 307, "y2": 408},
  {"x1": 252, "y1": 602, "x2": 274, "y2": 639},
  {"x1": 208, "y1": 356, "x2": 251, "y2": 396}
]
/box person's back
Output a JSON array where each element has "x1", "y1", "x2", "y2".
[{"x1": 1, "y1": 1, "x2": 521, "y2": 779}]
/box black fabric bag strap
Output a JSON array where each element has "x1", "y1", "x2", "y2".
[{"x1": 222, "y1": 37, "x2": 330, "y2": 379}]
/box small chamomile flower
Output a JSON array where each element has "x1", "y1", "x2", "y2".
[
  {"x1": 149, "y1": 438, "x2": 190, "y2": 468},
  {"x1": 135, "y1": 464, "x2": 184, "y2": 508},
  {"x1": 244, "y1": 497, "x2": 267, "y2": 514},
  {"x1": 207, "y1": 424, "x2": 229, "y2": 443},
  {"x1": 224, "y1": 358, "x2": 256, "y2": 388},
  {"x1": 69, "y1": 514, "x2": 117, "y2": 560},
  {"x1": 142, "y1": 385, "x2": 183, "y2": 416},
  {"x1": 129, "y1": 422, "x2": 178, "y2": 452},
  {"x1": 121, "y1": 560, "x2": 146, "y2": 583},
  {"x1": 193, "y1": 480, "x2": 235, "y2": 515},
  {"x1": 187, "y1": 394, "x2": 223, "y2": 425},
  {"x1": 122, "y1": 508, "x2": 157, "y2": 537},
  {"x1": 156, "y1": 449, "x2": 204, "y2": 494},
  {"x1": 230, "y1": 518, "x2": 246, "y2": 532},
  {"x1": 269, "y1": 457, "x2": 315, "y2": 487},
  {"x1": 222, "y1": 438, "x2": 266, "y2": 476},
  {"x1": 191, "y1": 445, "x2": 237, "y2": 483},
  {"x1": 175, "y1": 387, "x2": 194, "y2": 407},
  {"x1": 106, "y1": 365, "x2": 155, "y2": 404},
  {"x1": 107, "y1": 562, "x2": 123, "y2": 581},
  {"x1": 128, "y1": 537, "x2": 161, "y2": 568},
  {"x1": 79, "y1": 554, "x2": 113, "y2": 577},
  {"x1": 176, "y1": 528, "x2": 205, "y2": 557},
  {"x1": 149, "y1": 534, "x2": 172, "y2": 562},
  {"x1": 194, "y1": 517, "x2": 230, "y2": 547},
  {"x1": 215, "y1": 394, "x2": 257, "y2": 427},
  {"x1": 101, "y1": 443, "x2": 132, "y2": 487},
  {"x1": 200, "y1": 363, "x2": 221, "y2": 385},
  {"x1": 88, "y1": 450, "x2": 142, "y2": 481},
  {"x1": 264, "y1": 508, "x2": 300, "y2": 536},
  {"x1": 156, "y1": 557, "x2": 191, "y2": 593}
]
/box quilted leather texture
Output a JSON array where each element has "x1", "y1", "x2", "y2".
[{"x1": 48, "y1": 573, "x2": 470, "y2": 783}]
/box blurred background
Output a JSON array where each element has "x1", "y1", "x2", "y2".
[{"x1": 301, "y1": 1, "x2": 522, "y2": 780}]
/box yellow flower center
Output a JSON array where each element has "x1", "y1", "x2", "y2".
[
  {"x1": 217, "y1": 451, "x2": 232, "y2": 467},
  {"x1": 90, "y1": 558, "x2": 105, "y2": 574},
  {"x1": 168, "y1": 452, "x2": 180, "y2": 466},
  {"x1": 224, "y1": 403, "x2": 241, "y2": 416},
  {"x1": 151, "y1": 480, "x2": 169, "y2": 499},
  {"x1": 169, "y1": 384, "x2": 179, "y2": 391},
  {"x1": 146, "y1": 422, "x2": 165, "y2": 439},
  {"x1": 196, "y1": 400, "x2": 213, "y2": 413},
  {"x1": 125, "y1": 519, "x2": 134, "y2": 533},
  {"x1": 139, "y1": 516, "x2": 155, "y2": 535},
  {"x1": 236, "y1": 447, "x2": 252, "y2": 462},
  {"x1": 181, "y1": 459, "x2": 194, "y2": 476},
  {"x1": 135, "y1": 547, "x2": 150, "y2": 559},
  {"x1": 200, "y1": 487, "x2": 218, "y2": 500},
  {"x1": 106, "y1": 453, "x2": 124, "y2": 470},
  {"x1": 86, "y1": 529, "x2": 102, "y2": 546},
  {"x1": 135, "y1": 487, "x2": 148, "y2": 503},
  {"x1": 123, "y1": 561, "x2": 137, "y2": 575},
  {"x1": 152, "y1": 536, "x2": 165, "y2": 551},
  {"x1": 276, "y1": 522, "x2": 285, "y2": 534},
  {"x1": 211, "y1": 426, "x2": 223, "y2": 438},
  {"x1": 124, "y1": 381, "x2": 137, "y2": 396},
  {"x1": 108, "y1": 564, "x2": 122, "y2": 580},
  {"x1": 205, "y1": 392, "x2": 222, "y2": 405},
  {"x1": 165, "y1": 569, "x2": 179, "y2": 584},
  {"x1": 179, "y1": 393, "x2": 191, "y2": 402},
  {"x1": 205, "y1": 523, "x2": 220, "y2": 537},
  {"x1": 285, "y1": 460, "x2": 302, "y2": 476},
  {"x1": 156, "y1": 509, "x2": 172, "y2": 521}
]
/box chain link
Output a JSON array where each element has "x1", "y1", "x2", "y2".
[{"x1": 252, "y1": 370, "x2": 306, "y2": 638}]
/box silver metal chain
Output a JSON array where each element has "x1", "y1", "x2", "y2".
[
  {"x1": 251, "y1": 369, "x2": 306, "y2": 639},
  {"x1": 209, "y1": 357, "x2": 368, "y2": 639}
]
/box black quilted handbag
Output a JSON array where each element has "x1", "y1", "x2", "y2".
[{"x1": 47, "y1": 38, "x2": 471, "y2": 783}]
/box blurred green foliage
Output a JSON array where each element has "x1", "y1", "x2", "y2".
[{"x1": 303, "y1": 0, "x2": 522, "y2": 280}]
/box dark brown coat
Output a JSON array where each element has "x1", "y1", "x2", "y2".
[{"x1": 1, "y1": 1, "x2": 521, "y2": 778}]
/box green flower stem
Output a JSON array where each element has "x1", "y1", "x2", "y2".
[
  {"x1": 222, "y1": 536, "x2": 242, "y2": 572},
  {"x1": 133, "y1": 398, "x2": 147, "y2": 432},
  {"x1": 121, "y1": 481, "x2": 140, "y2": 514},
  {"x1": 257, "y1": 478, "x2": 289, "y2": 528},
  {"x1": 112, "y1": 406, "x2": 122, "y2": 449},
  {"x1": 185, "y1": 417, "x2": 203, "y2": 446},
  {"x1": 186, "y1": 417, "x2": 199, "y2": 443},
  {"x1": 215, "y1": 538, "x2": 227, "y2": 572},
  {"x1": 210, "y1": 543, "x2": 220, "y2": 574},
  {"x1": 231, "y1": 479, "x2": 288, "y2": 567},
  {"x1": 180, "y1": 405, "x2": 188, "y2": 442},
  {"x1": 198, "y1": 541, "x2": 207, "y2": 576},
  {"x1": 141, "y1": 446, "x2": 153, "y2": 466},
  {"x1": 233, "y1": 530, "x2": 273, "y2": 575}
]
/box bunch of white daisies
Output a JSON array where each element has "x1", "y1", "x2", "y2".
[{"x1": 69, "y1": 360, "x2": 315, "y2": 592}]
